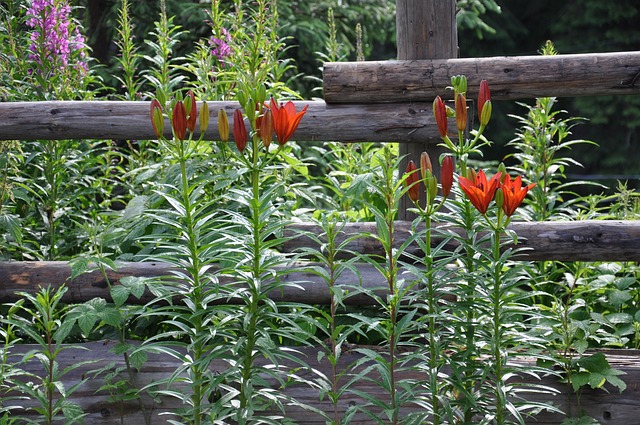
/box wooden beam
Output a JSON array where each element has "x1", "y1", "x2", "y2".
[
  {"x1": 285, "y1": 220, "x2": 640, "y2": 263},
  {"x1": 0, "y1": 100, "x2": 445, "y2": 143},
  {"x1": 323, "y1": 51, "x2": 640, "y2": 104},
  {"x1": 5, "y1": 341, "x2": 639, "y2": 424},
  {"x1": 396, "y1": 0, "x2": 458, "y2": 220},
  {"x1": 0, "y1": 220, "x2": 637, "y2": 305},
  {"x1": 0, "y1": 260, "x2": 394, "y2": 305}
]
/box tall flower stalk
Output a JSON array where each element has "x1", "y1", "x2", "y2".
[{"x1": 404, "y1": 152, "x2": 455, "y2": 424}]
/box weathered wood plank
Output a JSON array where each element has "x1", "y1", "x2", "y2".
[
  {"x1": 4, "y1": 341, "x2": 639, "y2": 424},
  {"x1": 0, "y1": 100, "x2": 445, "y2": 143},
  {"x1": 323, "y1": 51, "x2": 640, "y2": 104},
  {"x1": 396, "y1": 0, "x2": 458, "y2": 220},
  {"x1": 0, "y1": 260, "x2": 394, "y2": 305},
  {"x1": 284, "y1": 220, "x2": 640, "y2": 263},
  {"x1": 0, "y1": 220, "x2": 636, "y2": 305}
]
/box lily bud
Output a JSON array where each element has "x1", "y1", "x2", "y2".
[
  {"x1": 420, "y1": 151, "x2": 433, "y2": 181},
  {"x1": 433, "y1": 96, "x2": 448, "y2": 138},
  {"x1": 218, "y1": 109, "x2": 229, "y2": 142},
  {"x1": 199, "y1": 101, "x2": 209, "y2": 133},
  {"x1": 172, "y1": 101, "x2": 187, "y2": 141},
  {"x1": 185, "y1": 90, "x2": 197, "y2": 133},
  {"x1": 441, "y1": 155, "x2": 454, "y2": 197},
  {"x1": 468, "y1": 168, "x2": 477, "y2": 184},
  {"x1": 259, "y1": 109, "x2": 273, "y2": 149},
  {"x1": 455, "y1": 93, "x2": 467, "y2": 132},
  {"x1": 428, "y1": 175, "x2": 438, "y2": 204},
  {"x1": 233, "y1": 109, "x2": 247, "y2": 152},
  {"x1": 405, "y1": 160, "x2": 420, "y2": 203},
  {"x1": 498, "y1": 162, "x2": 507, "y2": 183},
  {"x1": 495, "y1": 187, "x2": 504, "y2": 209},
  {"x1": 451, "y1": 75, "x2": 467, "y2": 95},
  {"x1": 478, "y1": 80, "x2": 492, "y2": 126},
  {"x1": 150, "y1": 99, "x2": 164, "y2": 139}
]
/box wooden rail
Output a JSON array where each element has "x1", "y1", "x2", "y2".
[
  {"x1": 5, "y1": 341, "x2": 639, "y2": 425},
  {"x1": 1, "y1": 220, "x2": 637, "y2": 305},
  {"x1": 0, "y1": 100, "x2": 444, "y2": 143},
  {"x1": 323, "y1": 51, "x2": 640, "y2": 104}
]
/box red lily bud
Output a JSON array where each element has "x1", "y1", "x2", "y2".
[
  {"x1": 405, "y1": 160, "x2": 420, "y2": 203},
  {"x1": 455, "y1": 93, "x2": 467, "y2": 132},
  {"x1": 259, "y1": 109, "x2": 274, "y2": 149},
  {"x1": 478, "y1": 80, "x2": 491, "y2": 126},
  {"x1": 150, "y1": 99, "x2": 164, "y2": 139},
  {"x1": 441, "y1": 155, "x2": 454, "y2": 197},
  {"x1": 420, "y1": 151, "x2": 433, "y2": 181},
  {"x1": 185, "y1": 90, "x2": 197, "y2": 133},
  {"x1": 218, "y1": 109, "x2": 229, "y2": 142},
  {"x1": 172, "y1": 101, "x2": 187, "y2": 141},
  {"x1": 433, "y1": 96, "x2": 448, "y2": 138},
  {"x1": 233, "y1": 109, "x2": 247, "y2": 152}
]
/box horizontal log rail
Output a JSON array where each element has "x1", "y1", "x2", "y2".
[
  {"x1": 285, "y1": 219, "x2": 640, "y2": 263},
  {"x1": 323, "y1": 51, "x2": 640, "y2": 103},
  {"x1": 5, "y1": 341, "x2": 639, "y2": 424},
  {"x1": 0, "y1": 100, "x2": 446, "y2": 143},
  {"x1": 1, "y1": 220, "x2": 637, "y2": 305}
]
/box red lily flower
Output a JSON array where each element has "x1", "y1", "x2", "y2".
[
  {"x1": 172, "y1": 101, "x2": 187, "y2": 141},
  {"x1": 433, "y1": 96, "x2": 447, "y2": 138},
  {"x1": 404, "y1": 160, "x2": 420, "y2": 203},
  {"x1": 233, "y1": 109, "x2": 247, "y2": 152},
  {"x1": 501, "y1": 174, "x2": 536, "y2": 217},
  {"x1": 270, "y1": 98, "x2": 308, "y2": 146},
  {"x1": 441, "y1": 155, "x2": 454, "y2": 197},
  {"x1": 459, "y1": 169, "x2": 502, "y2": 214}
]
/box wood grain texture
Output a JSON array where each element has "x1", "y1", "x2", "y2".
[
  {"x1": 0, "y1": 260, "x2": 395, "y2": 305},
  {"x1": 284, "y1": 220, "x2": 640, "y2": 262},
  {"x1": 396, "y1": 0, "x2": 458, "y2": 220},
  {"x1": 0, "y1": 220, "x2": 637, "y2": 305},
  {"x1": 4, "y1": 341, "x2": 638, "y2": 424},
  {"x1": 0, "y1": 100, "x2": 446, "y2": 143},
  {"x1": 323, "y1": 51, "x2": 640, "y2": 104}
]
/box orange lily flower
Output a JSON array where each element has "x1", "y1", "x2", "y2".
[
  {"x1": 459, "y1": 169, "x2": 502, "y2": 214},
  {"x1": 270, "y1": 98, "x2": 308, "y2": 146},
  {"x1": 501, "y1": 174, "x2": 536, "y2": 217}
]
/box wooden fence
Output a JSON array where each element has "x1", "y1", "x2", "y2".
[{"x1": 1, "y1": 0, "x2": 639, "y2": 423}]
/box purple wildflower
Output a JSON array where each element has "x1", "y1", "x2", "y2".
[
  {"x1": 209, "y1": 28, "x2": 232, "y2": 62},
  {"x1": 26, "y1": 0, "x2": 87, "y2": 72}
]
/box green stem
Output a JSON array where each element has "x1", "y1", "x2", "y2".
[
  {"x1": 492, "y1": 223, "x2": 504, "y2": 425},
  {"x1": 424, "y1": 213, "x2": 440, "y2": 425},
  {"x1": 177, "y1": 139, "x2": 205, "y2": 425},
  {"x1": 462, "y1": 200, "x2": 476, "y2": 424},
  {"x1": 239, "y1": 135, "x2": 262, "y2": 424}
]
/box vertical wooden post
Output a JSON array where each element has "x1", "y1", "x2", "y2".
[{"x1": 397, "y1": 0, "x2": 458, "y2": 219}]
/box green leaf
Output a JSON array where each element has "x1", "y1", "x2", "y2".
[
  {"x1": 0, "y1": 213, "x2": 22, "y2": 244},
  {"x1": 98, "y1": 306, "x2": 122, "y2": 327},
  {"x1": 110, "y1": 284, "x2": 130, "y2": 307}
]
